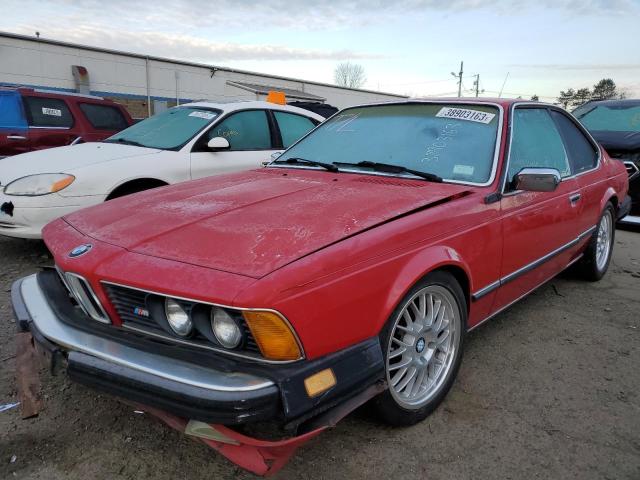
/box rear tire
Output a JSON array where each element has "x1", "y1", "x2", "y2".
[
  {"x1": 578, "y1": 203, "x2": 615, "y2": 281},
  {"x1": 372, "y1": 271, "x2": 466, "y2": 427}
]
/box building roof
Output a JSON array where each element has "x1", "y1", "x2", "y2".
[
  {"x1": 0, "y1": 31, "x2": 407, "y2": 99},
  {"x1": 226, "y1": 81, "x2": 326, "y2": 102}
]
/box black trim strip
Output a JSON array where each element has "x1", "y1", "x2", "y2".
[{"x1": 472, "y1": 225, "x2": 596, "y2": 301}]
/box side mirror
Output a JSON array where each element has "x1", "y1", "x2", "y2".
[
  {"x1": 207, "y1": 136, "x2": 230, "y2": 150},
  {"x1": 513, "y1": 167, "x2": 561, "y2": 192}
]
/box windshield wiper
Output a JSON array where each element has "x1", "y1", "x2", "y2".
[
  {"x1": 104, "y1": 138, "x2": 148, "y2": 148},
  {"x1": 273, "y1": 157, "x2": 339, "y2": 172},
  {"x1": 336, "y1": 161, "x2": 443, "y2": 183}
]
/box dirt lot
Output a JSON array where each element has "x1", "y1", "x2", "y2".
[{"x1": 0, "y1": 229, "x2": 639, "y2": 479}]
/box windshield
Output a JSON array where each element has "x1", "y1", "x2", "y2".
[
  {"x1": 105, "y1": 107, "x2": 220, "y2": 150},
  {"x1": 275, "y1": 103, "x2": 500, "y2": 184},
  {"x1": 573, "y1": 104, "x2": 640, "y2": 133}
]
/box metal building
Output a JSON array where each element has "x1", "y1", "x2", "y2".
[{"x1": 0, "y1": 31, "x2": 406, "y2": 118}]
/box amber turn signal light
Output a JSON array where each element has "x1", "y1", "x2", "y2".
[
  {"x1": 51, "y1": 175, "x2": 75, "y2": 193},
  {"x1": 242, "y1": 310, "x2": 302, "y2": 361},
  {"x1": 304, "y1": 368, "x2": 336, "y2": 398}
]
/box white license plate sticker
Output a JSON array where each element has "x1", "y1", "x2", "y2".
[
  {"x1": 42, "y1": 107, "x2": 62, "y2": 117},
  {"x1": 453, "y1": 164, "x2": 475, "y2": 176},
  {"x1": 189, "y1": 111, "x2": 216, "y2": 120},
  {"x1": 436, "y1": 107, "x2": 495, "y2": 124}
]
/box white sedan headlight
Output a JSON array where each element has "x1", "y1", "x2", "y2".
[{"x1": 4, "y1": 173, "x2": 75, "y2": 196}]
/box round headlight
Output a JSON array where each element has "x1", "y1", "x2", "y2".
[
  {"x1": 211, "y1": 307, "x2": 243, "y2": 349},
  {"x1": 165, "y1": 298, "x2": 192, "y2": 337}
]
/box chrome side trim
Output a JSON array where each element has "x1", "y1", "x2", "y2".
[
  {"x1": 472, "y1": 225, "x2": 596, "y2": 301},
  {"x1": 19, "y1": 275, "x2": 274, "y2": 392},
  {"x1": 101, "y1": 280, "x2": 305, "y2": 362},
  {"x1": 469, "y1": 253, "x2": 584, "y2": 332}
]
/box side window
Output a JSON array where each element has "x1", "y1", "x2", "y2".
[
  {"x1": 507, "y1": 108, "x2": 570, "y2": 188},
  {"x1": 23, "y1": 97, "x2": 74, "y2": 128},
  {"x1": 207, "y1": 110, "x2": 271, "y2": 150},
  {"x1": 550, "y1": 110, "x2": 598, "y2": 174},
  {"x1": 273, "y1": 111, "x2": 316, "y2": 148},
  {"x1": 79, "y1": 103, "x2": 129, "y2": 130}
]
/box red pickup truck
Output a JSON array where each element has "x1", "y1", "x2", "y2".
[{"x1": 0, "y1": 87, "x2": 133, "y2": 158}]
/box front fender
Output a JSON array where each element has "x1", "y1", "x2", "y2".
[{"x1": 381, "y1": 245, "x2": 472, "y2": 328}]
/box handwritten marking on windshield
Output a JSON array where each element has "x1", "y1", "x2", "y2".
[
  {"x1": 326, "y1": 113, "x2": 360, "y2": 133},
  {"x1": 422, "y1": 122, "x2": 458, "y2": 164}
]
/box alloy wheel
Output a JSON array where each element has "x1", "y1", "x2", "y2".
[{"x1": 386, "y1": 285, "x2": 461, "y2": 409}]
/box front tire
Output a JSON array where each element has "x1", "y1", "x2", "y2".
[
  {"x1": 372, "y1": 271, "x2": 466, "y2": 427},
  {"x1": 578, "y1": 203, "x2": 615, "y2": 281}
]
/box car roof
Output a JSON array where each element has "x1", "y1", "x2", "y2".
[
  {"x1": 578, "y1": 98, "x2": 640, "y2": 108},
  {"x1": 338, "y1": 97, "x2": 548, "y2": 110},
  {"x1": 0, "y1": 86, "x2": 107, "y2": 101},
  {"x1": 180, "y1": 100, "x2": 326, "y2": 120}
]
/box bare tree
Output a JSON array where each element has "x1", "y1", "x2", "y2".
[{"x1": 334, "y1": 62, "x2": 366, "y2": 89}]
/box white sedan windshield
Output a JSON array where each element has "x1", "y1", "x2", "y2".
[{"x1": 106, "y1": 107, "x2": 220, "y2": 150}]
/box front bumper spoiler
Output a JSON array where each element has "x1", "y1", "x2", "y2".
[
  {"x1": 12, "y1": 274, "x2": 279, "y2": 424},
  {"x1": 617, "y1": 195, "x2": 636, "y2": 224}
]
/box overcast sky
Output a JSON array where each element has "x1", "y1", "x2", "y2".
[{"x1": 2, "y1": 0, "x2": 639, "y2": 100}]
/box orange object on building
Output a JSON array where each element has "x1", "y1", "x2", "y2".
[{"x1": 266, "y1": 90, "x2": 286, "y2": 105}]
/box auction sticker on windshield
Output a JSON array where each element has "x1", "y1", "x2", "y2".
[
  {"x1": 436, "y1": 107, "x2": 495, "y2": 124},
  {"x1": 188, "y1": 111, "x2": 217, "y2": 120}
]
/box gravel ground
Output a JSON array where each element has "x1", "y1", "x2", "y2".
[{"x1": 0, "y1": 229, "x2": 639, "y2": 479}]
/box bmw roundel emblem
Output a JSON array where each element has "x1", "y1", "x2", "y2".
[{"x1": 69, "y1": 244, "x2": 92, "y2": 258}]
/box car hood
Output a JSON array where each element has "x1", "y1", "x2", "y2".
[
  {"x1": 0, "y1": 142, "x2": 161, "y2": 185},
  {"x1": 63, "y1": 168, "x2": 472, "y2": 278}
]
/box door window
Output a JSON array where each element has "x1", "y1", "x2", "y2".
[
  {"x1": 206, "y1": 110, "x2": 271, "y2": 150},
  {"x1": 273, "y1": 111, "x2": 317, "y2": 148},
  {"x1": 23, "y1": 97, "x2": 74, "y2": 128},
  {"x1": 549, "y1": 110, "x2": 598, "y2": 174},
  {"x1": 506, "y1": 108, "x2": 570, "y2": 188},
  {"x1": 79, "y1": 103, "x2": 129, "y2": 130}
]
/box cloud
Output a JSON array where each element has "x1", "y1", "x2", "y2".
[
  {"x1": 9, "y1": 0, "x2": 640, "y2": 34},
  {"x1": 8, "y1": 23, "x2": 382, "y2": 62},
  {"x1": 510, "y1": 64, "x2": 640, "y2": 71}
]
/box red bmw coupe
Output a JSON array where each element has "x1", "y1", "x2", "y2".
[{"x1": 13, "y1": 99, "x2": 629, "y2": 442}]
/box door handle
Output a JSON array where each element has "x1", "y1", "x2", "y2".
[
  {"x1": 569, "y1": 193, "x2": 581, "y2": 204},
  {"x1": 7, "y1": 135, "x2": 27, "y2": 140}
]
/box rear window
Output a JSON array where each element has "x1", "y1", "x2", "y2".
[
  {"x1": 79, "y1": 103, "x2": 129, "y2": 131},
  {"x1": 23, "y1": 97, "x2": 74, "y2": 128},
  {"x1": 274, "y1": 111, "x2": 317, "y2": 148}
]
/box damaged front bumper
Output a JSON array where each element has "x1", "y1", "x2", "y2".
[
  {"x1": 12, "y1": 274, "x2": 280, "y2": 423},
  {"x1": 12, "y1": 271, "x2": 385, "y2": 428},
  {"x1": 12, "y1": 272, "x2": 387, "y2": 475}
]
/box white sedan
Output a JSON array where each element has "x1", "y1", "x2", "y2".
[{"x1": 0, "y1": 101, "x2": 323, "y2": 238}]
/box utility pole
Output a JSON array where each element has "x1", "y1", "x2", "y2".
[
  {"x1": 474, "y1": 74, "x2": 480, "y2": 97},
  {"x1": 451, "y1": 61, "x2": 463, "y2": 97}
]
